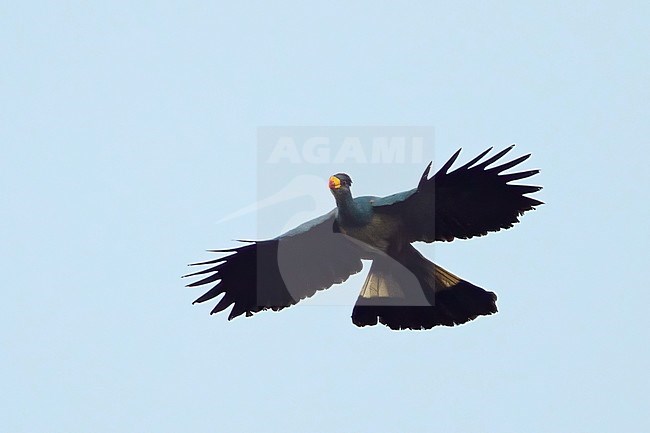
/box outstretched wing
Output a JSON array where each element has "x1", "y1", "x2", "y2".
[
  {"x1": 373, "y1": 145, "x2": 542, "y2": 242},
  {"x1": 185, "y1": 210, "x2": 364, "y2": 319}
]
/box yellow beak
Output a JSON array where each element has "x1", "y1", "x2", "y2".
[{"x1": 329, "y1": 176, "x2": 341, "y2": 189}]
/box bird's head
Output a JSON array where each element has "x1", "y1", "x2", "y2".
[{"x1": 328, "y1": 173, "x2": 352, "y2": 195}]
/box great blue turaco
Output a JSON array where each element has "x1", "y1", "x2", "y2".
[{"x1": 185, "y1": 145, "x2": 542, "y2": 330}]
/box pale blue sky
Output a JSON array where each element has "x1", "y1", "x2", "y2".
[{"x1": 2, "y1": 1, "x2": 649, "y2": 432}]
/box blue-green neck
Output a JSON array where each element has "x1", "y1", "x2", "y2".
[{"x1": 335, "y1": 192, "x2": 371, "y2": 226}]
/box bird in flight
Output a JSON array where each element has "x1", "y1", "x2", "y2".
[{"x1": 185, "y1": 145, "x2": 542, "y2": 330}]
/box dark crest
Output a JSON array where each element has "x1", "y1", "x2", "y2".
[{"x1": 334, "y1": 173, "x2": 353, "y2": 187}]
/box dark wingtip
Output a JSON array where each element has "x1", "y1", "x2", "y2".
[
  {"x1": 501, "y1": 169, "x2": 540, "y2": 182},
  {"x1": 458, "y1": 147, "x2": 493, "y2": 170},
  {"x1": 437, "y1": 148, "x2": 462, "y2": 175},
  {"x1": 188, "y1": 259, "x2": 222, "y2": 267},
  {"x1": 474, "y1": 146, "x2": 516, "y2": 169},
  {"x1": 186, "y1": 272, "x2": 221, "y2": 287},
  {"x1": 489, "y1": 153, "x2": 532, "y2": 174},
  {"x1": 418, "y1": 162, "x2": 433, "y2": 188}
]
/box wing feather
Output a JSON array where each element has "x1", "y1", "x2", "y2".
[
  {"x1": 374, "y1": 146, "x2": 542, "y2": 242},
  {"x1": 185, "y1": 211, "x2": 364, "y2": 319}
]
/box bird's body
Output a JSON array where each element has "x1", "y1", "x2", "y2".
[
  {"x1": 335, "y1": 198, "x2": 404, "y2": 255},
  {"x1": 186, "y1": 146, "x2": 542, "y2": 330}
]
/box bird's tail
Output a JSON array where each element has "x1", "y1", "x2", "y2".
[{"x1": 352, "y1": 245, "x2": 497, "y2": 330}]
